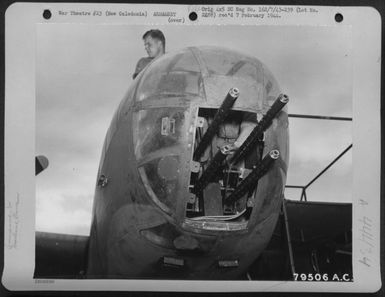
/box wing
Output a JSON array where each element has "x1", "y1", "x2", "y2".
[
  {"x1": 282, "y1": 199, "x2": 351, "y2": 245},
  {"x1": 248, "y1": 199, "x2": 352, "y2": 280},
  {"x1": 34, "y1": 231, "x2": 89, "y2": 279}
]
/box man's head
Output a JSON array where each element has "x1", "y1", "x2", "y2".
[{"x1": 142, "y1": 29, "x2": 165, "y2": 58}]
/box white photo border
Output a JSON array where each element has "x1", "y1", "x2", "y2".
[{"x1": 3, "y1": 3, "x2": 382, "y2": 292}]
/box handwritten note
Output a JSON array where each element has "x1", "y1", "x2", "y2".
[
  {"x1": 6, "y1": 193, "x2": 20, "y2": 249},
  {"x1": 357, "y1": 199, "x2": 373, "y2": 268}
]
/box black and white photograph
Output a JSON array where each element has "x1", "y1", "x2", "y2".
[
  {"x1": 34, "y1": 23, "x2": 353, "y2": 280},
  {"x1": 3, "y1": 3, "x2": 382, "y2": 293}
]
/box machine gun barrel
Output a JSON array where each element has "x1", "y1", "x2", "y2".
[
  {"x1": 193, "y1": 88, "x2": 239, "y2": 161},
  {"x1": 230, "y1": 94, "x2": 288, "y2": 165},
  {"x1": 225, "y1": 150, "x2": 279, "y2": 203},
  {"x1": 193, "y1": 147, "x2": 228, "y2": 195}
]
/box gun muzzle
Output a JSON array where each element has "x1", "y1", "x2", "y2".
[
  {"x1": 230, "y1": 94, "x2": 288, "y2": 165},
  {"x1": 225, "y1": 150, "x2": 279, "y2": 203}
]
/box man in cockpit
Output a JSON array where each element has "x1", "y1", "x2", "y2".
[
  {"x1": 217, "y1": 113, "x2": 259, "y2": 168},
  {"x1": 199, "y1": 112, "x2": 259, "y2": 169},
  {"x1": 132, "y1": 29, "x2": 166, "y2": 79}
]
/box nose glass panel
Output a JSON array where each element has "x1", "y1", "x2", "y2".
[
  {"x1": 134, "y1": 107, "x2": 189, "y2": 215},
  {"x1": 135, "y1": 49, "x2": 202, "y2": 102}
]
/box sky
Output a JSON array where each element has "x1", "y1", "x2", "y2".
[{"x1": 36, "y1": 24, "x2": 352, "y2": 235}]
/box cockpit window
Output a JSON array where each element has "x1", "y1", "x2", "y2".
[
  {"x1": 199, "y1": 47, "x2": 264, "y2": 83},
  {"x1": 139, "y1": 156, "x2": 180, "y2": 214},
  {"x1": 134, "y1": 108, "x2": 186, "y2": 160},
  {"x1": 135, "y1": 49, "x2": 202, "y2": 102},
  {"x1": 263, "y1": 65, "x2": 281, "y2": 99},
  {"x1": 134, "y1": 107, "x2": 189, "y2": 215}
]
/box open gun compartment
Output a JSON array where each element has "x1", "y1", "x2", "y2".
[{"x1": 186, "y1": 107, "x2": 265, "y2": 221}]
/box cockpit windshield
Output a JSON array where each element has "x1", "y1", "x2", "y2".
[
  {"x1": 200, "y1": 47, "x2": 264, "y2": 82},
  {"x1": 135, "y1": 48, "x2": 203, "y2": 102}
]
